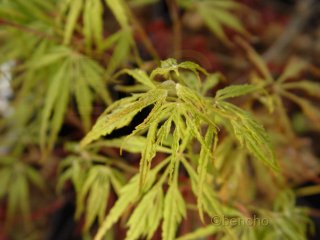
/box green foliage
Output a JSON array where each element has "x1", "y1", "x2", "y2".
[
  {"x1": 240, "y1": 39, "x2": 320, "y2": 132},
  {"x1": 0, "y1": 156, "x2": 44, "y2": 225},
  {"x1": 0, "y1": 1, "x2": 317, "y2": 239},
  {"x1": 81, "y1": 59, "x2": 280, "y2": 239},
  {"x1": 38, "y1": 46, "x2": 111, "y2": 152},
  {"x1": 57, "y1": 148, "x2": 125, "y2": 232},
  {"x1": 178, "y1": 0, "x2": 249, "y2": 44}
]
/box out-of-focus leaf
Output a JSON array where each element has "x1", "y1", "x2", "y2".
[
  {"x1": 106, "y1": 31, "x2": 133, "y2": 75},
  {"x1": 0, "y1": 168, "x2": 11, "y2": 198},
  {"x1": 193, "y1": 0, "x2": 248, "y2": 44},
  {"x1": 40, "y1": 61, "x2": 70, "y2": 153},
  {"x1": 105, "y1": 0, "x2": 129, "y2": 29},
  {"x1": 216, "y1": 84, "x2": 257, "y2": 100},
  {"x1": 282, "y1": 81, "x2": 320, "y2": 97},
  {"x1": 129, "y1": 0, "x2": 158, "y2": 7},
  {"x1": 201, "y1": 73, "x2": 222, "y2": 95},
  {"x1": 278, "y1": 58, "x2": 309, "y2": 83},
  {"x1": 281, "y1": 91, "x2": 320, "y2": 129},
  {"x1": 236, "y1": 38, "x2": 273, "y2": 81},
  {"x1": 63, "y1": 0, "x2": 83, "y2": 44},
  {"x1": 80, "y1": 166, "x2": 111, "y2": 230}
]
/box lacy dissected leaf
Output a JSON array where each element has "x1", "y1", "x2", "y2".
[
  {"x1": 57, "y1": 156, "x2": 89, "y2": 194},
  {"x1": 58, "y1": 155, "x2": 124, "y2": 231},
  {"x1": 220, "y1": 102, "x2": 278, "y2": 170},
  {"x1": 216, "y1": 84, "x2": 257, "y2": 100},
  {"x1": 216, "y1": 101, "x2": 278, "y2": 171},
  {"x1": 176, "y1": 83, "x2": 207, "y2": 112},
  {"x1": 197, "y1": 125, "x2": 216, "y2": 222},
  {"x1": 151, "y1": 58, "x2": 207, "y2": 81},
  {"x1": 126, "y1": 186, "x2": 164, "y2": 240},
  {"x1": 91, "y1": 136, "x2": 171, "y2": 154},
  {"x1": 257, "y1": 191, "x2": 310, "y2": 240},
  {"x1": 82, "y1": 60, "x2": 264, "y2": 198},
  {"x1": 81, "y1": 88, "x2": 167, "y2": 147},
  {"x1": 139, "y1": 121, "x2": 159, "y2": 187},
  {"x1": 168, "y1": 114, "x2": 183, "y2": 182},
  {"x1": 78, "y1": 165, "x2": 111, "y2": 231},
  {"x1": 94, "y1": 161, "x2": 167, "y2": 240},
  {"x1": 119, "y1": 69, "x2": 156, "y2": 89},
  {"x1": 181, "y1": 157, "x2": 239, "y2": 239},
  {"x1": 177, "y1": 225, "x2": 219, "y2": 240},
  {"x1": 162, "y1": 184, "x2": 186, "y2": 240}
]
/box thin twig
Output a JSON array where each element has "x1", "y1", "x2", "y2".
[
  {"x1": 126, "y1": 7, "x2": 160, "y2": 63},
  {"x1": 263, "y1": 0, "x2": 317, "y2": 62}
]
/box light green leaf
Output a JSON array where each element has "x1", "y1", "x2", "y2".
[
  {"x1": 105, "y1": 0, "x2": 129, "y2": 29},
  {"x1": 201, "y1": 73, "x2": 222, "y2": 95},
  {"x1": 126, "y1": 187, "x2": 164, "y2": 240},
  {"x1": 95, "y1": 161, "x2": 168, "y2": 240},
  {"x1": 282, "y1": 80, "x2": 320, "y2": 97},
  {"x1": 63, "y1": 0, "x2": 83, "y2": 44},
  {"x1": 217, "y1": 101, "x2": 278, "y2": 171},
  {"x1": 278, "y1": 58, "x2": 308, "y2": 83},
  {"x1": 162, "y1": 184, "x2": 186, "y2": 240},
  {"x1": 177, "y1": 225, "x2": 219, "y2": 240},
  {"x1": 120, "y1": 69, "x2": 155, "y2": 89},
  {"x1": 197, "y1": 125, "x2": 215, "y2": 222},
  {"x1": 74, "y1": 66, "x2": 93, "y2": 131},
  {"x1": 81, "y1": 89, "x2": 167, "y2": 147},
  {"x1": 94, "y1": 176, "x2": 140, "y2": 240},
  {"x1": 84, "y1": 172, "x2": 110, "y2": 230},
  {"x1": 40, "y1": 61, "x2": 70, "y2": 152},
  {"x1": 106, "y1": 31, "x2": 132, "y2": 75},
  {"x1": 216, "y1": 84, "x2": 257, "y2": 100}
]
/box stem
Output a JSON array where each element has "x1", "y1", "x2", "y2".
[{"x1": 125, "y1": 6, "x2": 160, "y2": 63}]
